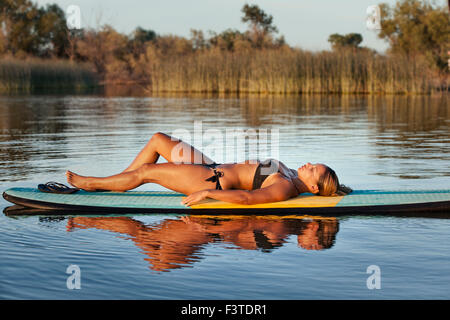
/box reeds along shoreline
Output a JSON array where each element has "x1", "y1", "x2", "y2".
[
  {"x1": 0, "y1": 58, "x2": 99, "y2": 94},
  {"x1": 0, "y1": 48, "x2": 447, "y2": 94},
  {"x1": 142, "y1": 48, "x2": 446, "y2": 94}
]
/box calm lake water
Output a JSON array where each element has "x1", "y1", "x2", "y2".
[{"x1": 0, "y1": 92, "x2": 449, "y2": 299}]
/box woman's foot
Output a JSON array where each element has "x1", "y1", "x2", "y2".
[{"x1": 66, "y1": 171, "x2": 96, "y2": 191}]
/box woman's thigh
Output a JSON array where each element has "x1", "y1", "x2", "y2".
[
  {"x1": 139, "y1": 162, "x2": 220, "y2": 195},
  {"x1": 155, "y1": 132, "x2": 215, "y2": 165}
]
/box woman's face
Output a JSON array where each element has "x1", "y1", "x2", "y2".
[
  {"x1": 297, "y1": 163, "x2": 327, "y2": 194},
  {"x1": 297, "y1": 221, "x2": 324, "y2": 250}
]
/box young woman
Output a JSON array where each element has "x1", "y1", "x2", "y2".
[{"x1": 66, "y1": 132, "x2": 352, "y2": 206}]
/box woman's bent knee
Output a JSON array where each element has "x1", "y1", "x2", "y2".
[
  {"x1": 153, "y1": 131, "x2": 174, "y2": 142},
  {"x1": 150, "y1": 132, "x2": 163, "y2": 144},
  {"x1": 151, "y1": 132, "x2": 176, "y2": 148}
]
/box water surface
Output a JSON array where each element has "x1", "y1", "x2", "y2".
[{"x1": 0, "y1": 93, "x2": 449, "y2": 299}]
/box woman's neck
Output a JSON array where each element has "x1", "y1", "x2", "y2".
[
  {"x1": 294, "y1": 178, "x2": 310, "y2": 194},
  {"x1": 290, "y1": 169, "x2": 309, "y2": 194}
]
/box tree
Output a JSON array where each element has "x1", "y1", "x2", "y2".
[
  {"x1": 0, "y1": 0, "x2": 69, "y2": 57},
  {"x1": 0, "y1": 0, "x2": 41, "y2": 56},
  {"x1": 208, "y1": 29, "x2": 248, "y2": 51},
  {"x1": 75, "y1": 25, "x2": 129, "y2": 76},
  {"x1": 241, "y1": 4, "x2": 278, "y2": 34},
  {"x1": 190, "y1": 29, "x2": 207, "y2": 50},
  {"x1": 128, "y1": 27, "x2": 156, "y2": 56},
  {"x1": 328, "y1": 33, "x2": 363, "y2": 50},
  {"x1": 36, "y1": 4, "x2": 69, "y2": 57},
  {"x1": 241, "y1": 4, "x2": 278, "y2": 48},
  {"x1": 378, "y1": 0, "x2": 450, "y2": 72}
]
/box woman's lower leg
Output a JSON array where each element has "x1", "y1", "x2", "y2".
[
  {"x1": 122, "y1": 134, "x2": 161, "y2": 173},
  {"x1": 67, "y1": 162, "x2": 217, "y2": 195},
  {"x1": 66, "y1": 169, "x2": 144, "y2": 192}
]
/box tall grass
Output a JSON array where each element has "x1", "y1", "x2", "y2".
[
  {"x1": 1, "y1": 48, "x2": 444, "y2": 95},
  {"x1": 141, "y1": 48, "x2": 442, "y2": 94},
  {"x1": 0, "y1": 58, "x2": 99, "y2": 94}
]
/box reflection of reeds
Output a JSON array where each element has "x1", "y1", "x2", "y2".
[
  {"x1": 367, "y1": 94, "x2": 450, "y2": 131},
  {"x1": 0, "y1": 58, "x2": 98, "y2": 94},
  {"x1": 143, "y1": 48, "x2": 440, "y2": 94}
]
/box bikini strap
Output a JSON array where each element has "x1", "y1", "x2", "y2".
[{"x1": 205, "y1": 169, "x2": 224, "y2": 190}]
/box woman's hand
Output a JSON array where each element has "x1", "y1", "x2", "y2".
[
  {"x1": 180, "y1": 216, "x2": 207, "y2": 231},
  {"x1": 181, "y1": 190, "x2": 210, "y2": 206}
]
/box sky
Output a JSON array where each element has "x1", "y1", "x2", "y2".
[{"x1": 34, "y1": 0, "x2": 447, "y2": 53}]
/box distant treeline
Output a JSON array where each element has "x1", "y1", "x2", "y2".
[{"x1": 0, "y1": 0, "x2": 448, "y2": 94}]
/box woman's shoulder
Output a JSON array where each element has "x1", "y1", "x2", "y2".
[
  {"x1": 261, "y1": 172, "x2": 293, "y2": 187},
  {"x1": 259, "y1": 174, "x2": 298, "y2": 198}
]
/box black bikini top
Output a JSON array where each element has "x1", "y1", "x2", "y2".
[{"x1": 252, "y1": 159, "x2": 279, "y2": 190}]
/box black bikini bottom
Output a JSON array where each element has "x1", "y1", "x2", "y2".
[{"x1": 204, "y1": 163, "x2": 223, "y2": 190}]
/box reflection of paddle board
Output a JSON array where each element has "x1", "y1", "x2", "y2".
[{"x1": 3, "y1": 187, "x2": 450, "y2": 216}]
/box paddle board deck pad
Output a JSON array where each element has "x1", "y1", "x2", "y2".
[{"x1": 3, "y1": 187, "x2": 450, "y2": 216}]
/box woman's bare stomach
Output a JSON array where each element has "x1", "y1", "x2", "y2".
[{"x1": 214, "y1": 160, "x2": 262, "y2": 190}]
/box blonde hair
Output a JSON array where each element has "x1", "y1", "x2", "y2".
[{"x1": 318, "y1": 166, "x2": 352, "y2": 196}]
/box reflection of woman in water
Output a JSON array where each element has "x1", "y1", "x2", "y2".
[
  {"x1": 68, "y1": 216, "x2": 340, "y2": 272},
  {"x1": 66, "y1": 132, "x2": 351, "y2": 206}
]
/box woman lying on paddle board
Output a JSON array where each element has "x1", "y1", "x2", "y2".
[{"x1": 66, "y1": 132, "x2": 352, "y2": 206}]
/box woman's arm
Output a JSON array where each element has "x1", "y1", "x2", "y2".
[{"x1": 181, "y1": 178, "x2": 294, "y2": 206}]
